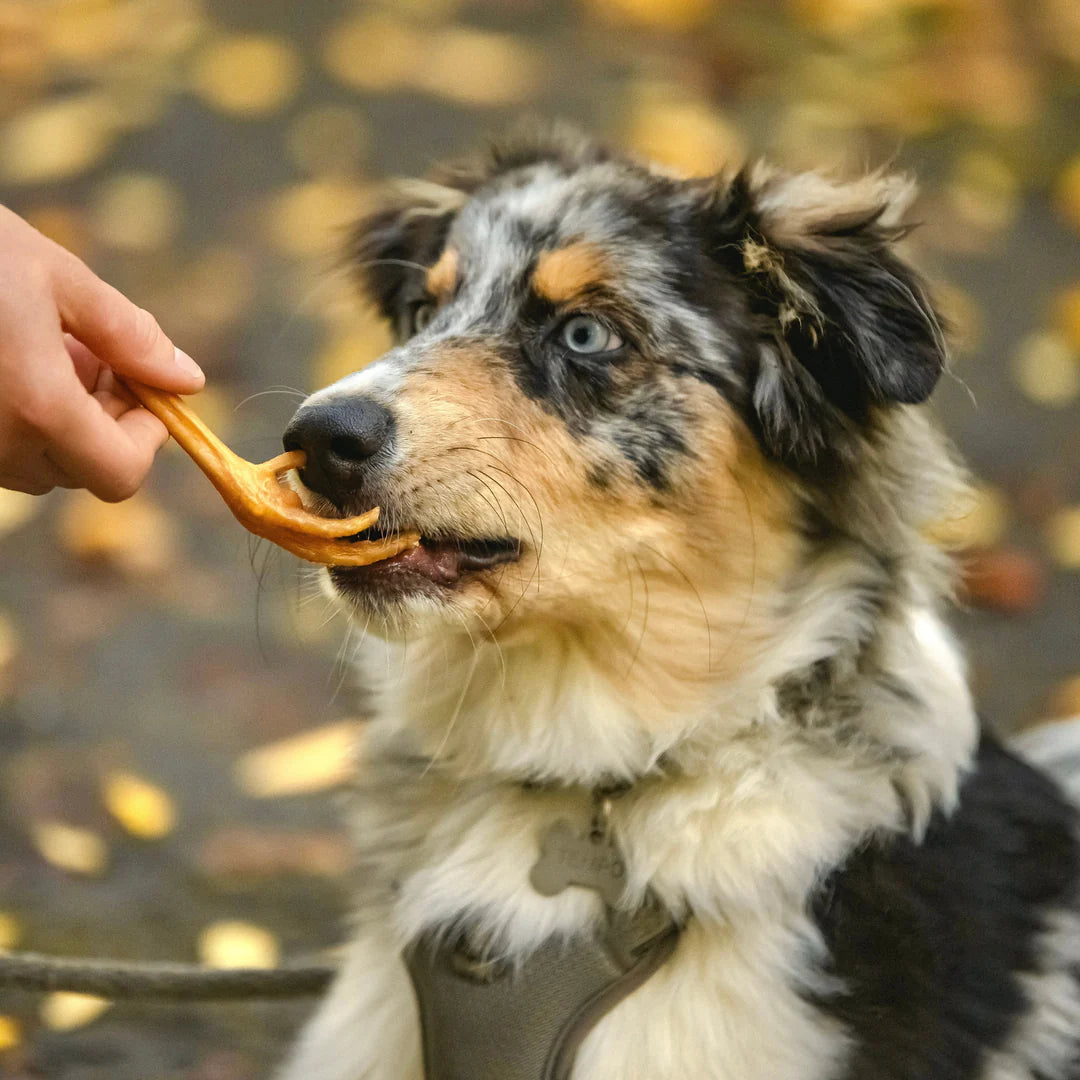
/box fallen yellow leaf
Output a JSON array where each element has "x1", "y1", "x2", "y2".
[
  {"x1": 190, "y1": 34, "x2": 301, "y2": 117},
  {"x1": 789, "y1": 0, "x2": 899, "y2": 35},
  {"x1": 235, "y1": 721, "x2": 360, "y2": 798},
  {"x1": 0, "y1": 2, "x2": 46, "y2": 88},
  {"x1": 40, "y1": 992, "x2": 111, "y2": 1031},
  {"x1": 0, "y1": 910, "x2": 21, "y2": 950},
  {"x1": 0, "y1": 1015, "x2": 19, "y2": 1051},
  {"x1": 322, "y1": 13, "x2": 421, "y2": 92},
  {"x1": 1012, "y1": 332, "x2": 1080, "y2": 408},
  {"x1": 1046, "y1": 506, "x2": 1080, "y2": 570},
  {"x1": 946, "y1": 151, "x2": 1020, "y2": 233},
  {"x1": 103, "y1": 771, "x2": 177, "y2": 840},
  {"x1": 90, "y1": 172, "x2": 183, "y2": 253},
  {"x1": 0, "y1": 93, "x2": 115, "y2": 185},
  {"x1": 957, "y1": 53, "x2": 1038, "y2": 131},
  {"x1": 31, "y1": 820, "x2": 108, "y2": 876},
  {"x1": 265, "y1": 179, "x2": 366, "y2": 259},
  {"x1": 413, "y1": 29, "x2": 542, "y2": 107},
  {"x1": 43, "y1": 0, "x2": 139, "y2": 64},
  {"x1": 58, "y1": 490, "x2": 179, "y2": 577},
  {"x1": 626, "y1": 94, "x2": 744, "y2": 178},
  {"x1": 198, "y1": 920, "x2": 279, "y2": 970}
]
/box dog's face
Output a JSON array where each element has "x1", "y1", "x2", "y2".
[{"x1": 285, "y1": 131, "x2": 946, "y2": 657}]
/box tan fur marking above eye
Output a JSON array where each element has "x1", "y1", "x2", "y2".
[
  {"x1": 532, "y1": 243, "x2": 608, "y2": 304},
  {"x1": 425, "y1": 247, "x2": 459, "y2": 302}
]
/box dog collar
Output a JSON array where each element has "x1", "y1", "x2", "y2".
[{"x1": 404, "y1": 788, "x2": 683, "y2": 1080}]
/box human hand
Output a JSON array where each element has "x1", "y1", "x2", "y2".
[{"x1": 0, "y1": 204, "x2": 204, "y2": 500}]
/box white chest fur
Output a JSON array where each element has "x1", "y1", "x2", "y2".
[
  {"x1": 280, "y1": 601, "x2": 975, "y2": 1080},
  {"x1": 279, "y1": 728, "x2": 914, "y2": 1080}
]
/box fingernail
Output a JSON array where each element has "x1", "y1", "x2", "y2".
[{"x1": 174, "y1": 346, "x2": 204, "y2": 382}]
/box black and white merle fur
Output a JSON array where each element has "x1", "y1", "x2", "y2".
[{"x1": 278, "y1": 126, "x2": 1080, "y2": 1080}]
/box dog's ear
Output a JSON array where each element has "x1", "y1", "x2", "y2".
[
  {"x1": 347, "y1": 180, "x2": 467, "y2": 325},
  {"x1": 700, "y1": 166, "x2": 947, "y2": 467}
]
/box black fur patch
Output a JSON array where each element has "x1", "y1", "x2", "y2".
[
  {"x1": 608, "y1": 394, "x2": 690, "y2": 491},
  {"x1": 347, "y1": 196, "x2": 456, "y2": 329},
  {"x1": 693, "y1": 174, "x2": 947, "y2": 472},
  {"x1": 812, "y1": 736, "x2": 1080, "y2": 1080},
  {"x1": 779, "y1": 233, "x2": 944, "y2": 416}
]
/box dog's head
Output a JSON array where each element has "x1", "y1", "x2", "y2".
[{"x1": 285, "y1": 128, "x2": 948, "y2": 665}]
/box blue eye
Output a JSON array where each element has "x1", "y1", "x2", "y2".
[{"x1": 559, "y1": 315, "x2": 622, "y2": 355}]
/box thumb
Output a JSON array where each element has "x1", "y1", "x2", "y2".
[{"x1": 50, "y1": 248, "x2": 204, "y2": 394}]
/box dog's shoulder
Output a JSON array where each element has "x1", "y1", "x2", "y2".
[{"x1": 812, "y1": 734, "x2": 1080, "y2": 1080}]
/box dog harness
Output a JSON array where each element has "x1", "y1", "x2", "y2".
[{"x1": 403, "y1": 791, "x2": 683, "y2": 1080}]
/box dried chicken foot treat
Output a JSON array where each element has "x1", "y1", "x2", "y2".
[{"x1": 118, "y1": 379, "x2": 419, "y2": 566}]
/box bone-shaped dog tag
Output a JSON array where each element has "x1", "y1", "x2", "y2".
[{"x1": 530, "y1": 819, "x2": 626, "y2": 907}]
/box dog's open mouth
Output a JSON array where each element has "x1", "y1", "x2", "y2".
[{"x1": 330, "y1": 526, "x2": 521, "y2": 593}]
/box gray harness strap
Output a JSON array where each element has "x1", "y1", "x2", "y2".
[{"x1": 405, "y1": 899, "x2": 681, "y2": 1080}]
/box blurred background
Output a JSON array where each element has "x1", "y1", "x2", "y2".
[{"x1": 0, "y1": 0, "x2": 1077, "y2": 1075}]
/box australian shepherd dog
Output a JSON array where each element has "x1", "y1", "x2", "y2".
[{"x1": 277, "y1": 126, "x2": 1080, "y2": 1080}]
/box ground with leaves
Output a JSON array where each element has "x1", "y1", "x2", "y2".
[{"x1": 0, "y1": 0, "x2": 1078, "y2": 1075}]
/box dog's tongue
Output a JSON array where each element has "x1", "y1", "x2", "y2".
[{"x1": 383, "y1": 540, "x2": 462, "y2": 585}]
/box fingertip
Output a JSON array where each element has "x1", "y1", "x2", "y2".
[{"x1": 173, "y1": 347, "x2": 206, "y2": 391}]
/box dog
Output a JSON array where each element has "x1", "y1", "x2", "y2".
[{"x1": 276, "y1": 126, "x2": 1080, "y2": 1080}]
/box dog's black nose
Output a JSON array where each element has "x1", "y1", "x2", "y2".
[{"x1": 283, "y1": 398, "x2": 393, "y2": 502}]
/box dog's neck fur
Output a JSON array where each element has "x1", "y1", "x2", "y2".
[{"x1": 355, "y1": 531, "x2": 977, "y2": 938}]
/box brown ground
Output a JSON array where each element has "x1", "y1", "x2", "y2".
[{"x1": 0, "y1": 0, "x2": 1078, "y2": 1075}]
